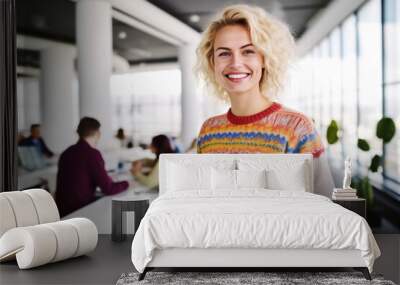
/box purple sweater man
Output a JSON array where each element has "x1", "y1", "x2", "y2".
[{"x1": 55, "y1": 118, "x2": 128, "y2": 216}]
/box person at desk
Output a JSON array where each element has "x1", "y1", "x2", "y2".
[
  {"x1": 115, "y1": 128, "x2": 128, "y2": 148},
  {"x1": 55, "y1": 117, "x2": 129, "y2": 217},
  {"x1": 19, "y1": 124, "x2": 54, "y2": 158},
  {"x1": 130, "y1": 134, "x2": 174, "y2": 189}
]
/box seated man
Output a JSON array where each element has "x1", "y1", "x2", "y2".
[
  {"x1": 55, "y1": 117, "x2": 129, "y2": 216},
  {"x1": 19, "y1": 124, "x2": 54, "y2": 158}
]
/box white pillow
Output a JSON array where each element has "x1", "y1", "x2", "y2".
[
  {"x1": 212, "y1": 168, "x2": 237, "y2": 191},
  {"x1": 266, "y1": 165, "x2": 306, "y2": 191},
  {"x1": 167, "y1": 162, "x2": 212, "y2": 191},
  {"x1": 212, "y1": 169, "x2": 268, "y2": 191},
  {"x1": 237, "y1": 159, "x2": 308, "y2": 191},
  {"x1": 236, "y1": 169, "x2": 267, "y2": 189}
]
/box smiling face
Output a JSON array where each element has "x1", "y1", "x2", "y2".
[{"x1": 213, "y1": 24, "x2": 264, "y2": 98}]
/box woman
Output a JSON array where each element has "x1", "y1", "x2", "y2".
[
  {"x1": 115, "y1": 128, "x2": 127, "y2": 148},
  {"x1": 196, "y1": 5, "x2": 334, "y2": 197},
  {"x1": 130, "y1": 134, "x2": 174, "y2": 189}
]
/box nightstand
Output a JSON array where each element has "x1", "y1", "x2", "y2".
[{"x1": 332, "y1": 198, "x2": 366, "y2": 218}]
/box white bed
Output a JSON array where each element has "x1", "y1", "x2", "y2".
[{"x1": 131, "y1": 154, "x2": 380, "y2": 280}]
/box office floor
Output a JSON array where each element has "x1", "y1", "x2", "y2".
[
  {"x1": 1, "y1": 235, "x2": 399, "y2": 285},
  {"x1": 0, "y1": 235, "x2": 134, "y2": 285}
]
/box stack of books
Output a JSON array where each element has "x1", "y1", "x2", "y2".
[{"x1": 332, "y1": 188, "x2": 358, "y2": 200}]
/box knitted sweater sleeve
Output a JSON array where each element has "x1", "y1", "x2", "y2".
[
  {"x1": 291, "y1": 116, "x2": 325, "y2": 158},
  {"x1": 197, "y1": 119, "x2": 210, "y2": 154}
]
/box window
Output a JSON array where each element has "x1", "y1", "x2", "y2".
[
  {"x1": 110, "y1": 69, "x2": 181, "y2": 145},
  {"x1": 383, "y1": 0, "x2": 400, "y2": 190},
  {"x1": 304, "y1": 55, "x2": 314, "y2": 116},
  {"x1": 328, "y1": 28, "x2": 343, "y2": 161},
  {"x1": 384, "y1": 0, "x2": 400, "y2": 83},
  {"x1": 341, "y1": 15, "x2": 358, "y2": 160},
  {"x1": 311, "y1": 46, "x2": 323, "y2": 131},
  {"x1": 357, "y1": 0, "x2": 383, "y2": 171},
  {"x1": 320, "y1": 38, "x2": 332, "y2": 132},
  {"x1": 329, "y1": 28, "x2": 342, "y2": 123},
  {"x1": 290, "y1": 0, "x2": 399, "y2": 195}
]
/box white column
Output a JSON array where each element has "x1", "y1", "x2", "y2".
[
  {"x1": 16, "y1": 78, "x2": 25, "y2": 131},
  {"x1": 178, "y1": 44, "x2": 201, "y2": 149},
  {"x1": 41, "y1": 46, "x2": 78, "y2": 154},
  {"x1": 76, "y1": 0, "x2": 113, "y2": 149},
  {"x1": 23, "y1": 78, "x2": 41, "y2": 127}
]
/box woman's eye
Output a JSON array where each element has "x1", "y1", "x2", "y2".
[
  {"x1": 218, "y1": 52, "x2": 230, "y2": 57},
  {"x1": 243, "y1": 49, "x2": 255, "y2": 55}
]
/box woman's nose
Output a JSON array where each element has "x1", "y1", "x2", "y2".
[{"x1": 230, "y1": 52, "x2": 244, "y2": 67}]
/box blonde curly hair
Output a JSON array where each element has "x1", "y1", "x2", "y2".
[{"x1": 196, "y1": 4, "x2": 295, "y2": 101}]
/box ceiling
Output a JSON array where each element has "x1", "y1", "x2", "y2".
[
  {"x1": 16, "y1": 0, "x2": 331, "y2": 68},
  {"x1": 112, "y1": 19, "x2": 177, "y2": 65},
  {"x1": 16, "y1": 0, "x2": 178, "y2": 68},
  {"x1": 148, "y1": 0, "x2": 331, "y2": 37}
]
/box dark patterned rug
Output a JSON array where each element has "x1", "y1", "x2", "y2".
[{"x1": 116, "y1": 271, "x2": 396, "y2": 285}]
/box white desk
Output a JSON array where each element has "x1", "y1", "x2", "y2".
[
  {"x1": 102, "y1": 147, "x2": 155, "y2": 171},
  {"x1": 63, "y1": 179, "x2": 158, "y2": 234}
]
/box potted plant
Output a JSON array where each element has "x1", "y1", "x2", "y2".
[{"x1": 326, "y1": 117, "x2": 396, "y2": 225}]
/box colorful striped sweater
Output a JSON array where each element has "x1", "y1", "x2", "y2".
[{"x1": 197, "y1": 102, "x2": 324, "y2": 157}]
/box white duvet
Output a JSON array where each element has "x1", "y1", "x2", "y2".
[{"x1": 131, "y1": 190, "x2": 380, "y2": 273}]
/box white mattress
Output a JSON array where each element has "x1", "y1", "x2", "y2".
[{"x1": 131, "y1": 190, "x2": 380, "y2": 273}]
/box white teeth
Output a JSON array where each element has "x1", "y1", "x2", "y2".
[{"x1": 226, "y1": 73, "x2": 248, "y2": 79}]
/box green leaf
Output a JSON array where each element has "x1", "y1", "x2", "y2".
[
  {"x1": 357, "y1": 139, "x2": 370, "y2": 151},
  {"x1": 376, "y1": 117, "x2": 396, "y2": 143},
  {"x1": 355, "y1": 179, "x2": 362, "y2": 198},
  {"x1": 369, "y1": 155, "x2": 381, "y2": 172},
  {"x1": 364, "y1": 177, "x2": 374, "y2": 207},
  {"x1": 326, "y1": 120, "x2": 339, "y2": 144},
  {"x1": 350, "y1": 177, "x2": 358, "y2": 189},
  {"x1": 352, "y1": 177, "x2": 363, "y2": 198},
  {"x1": 358, "y1": 177, "x2": 374, "y2": 206}
]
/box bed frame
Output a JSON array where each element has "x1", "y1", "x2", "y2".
[
  {"x1": 139, "y1": 248, "x2": 371, "y2": 280},
  {"x1": 138, "y1": 154, "x2": 371, "y2": 281}
]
